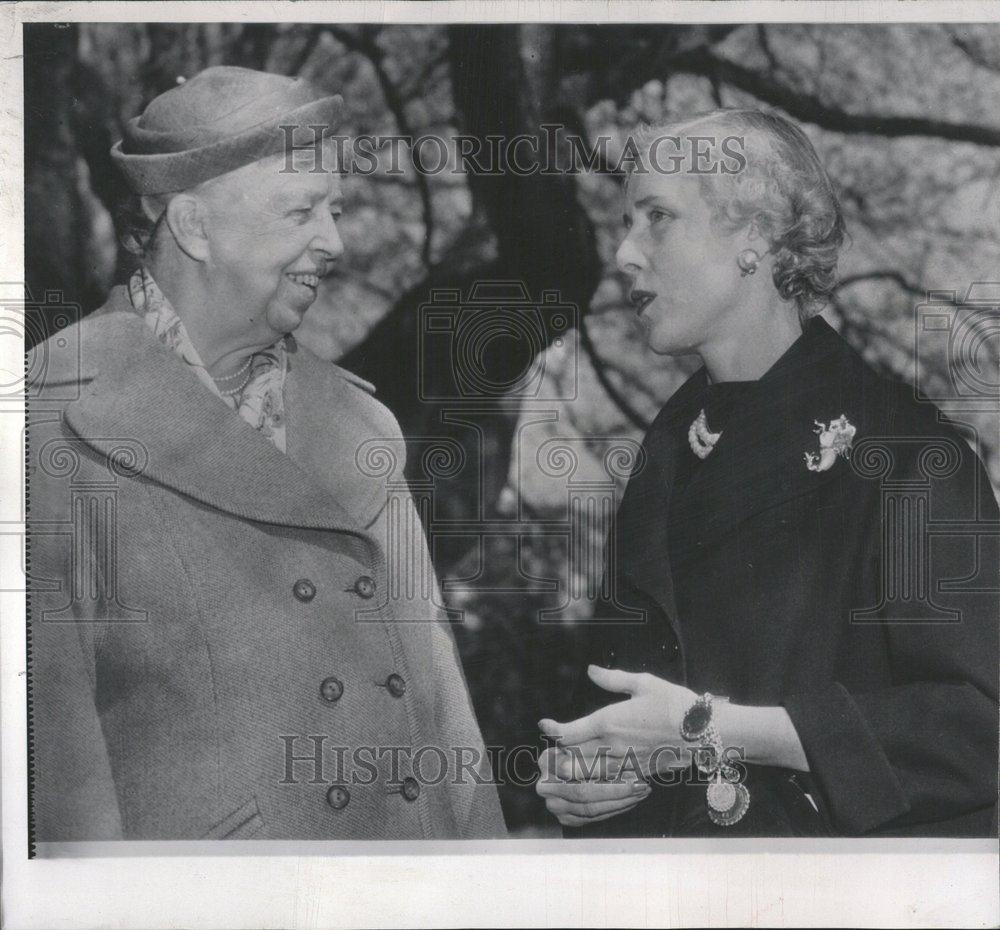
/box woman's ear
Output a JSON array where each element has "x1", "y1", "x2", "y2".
[
  {"x1": 163, "y1": 193, "x2": 210, "y2": 262},
  {"x1": 745, "y1": 216, "x2": 768, "y2": 246}
]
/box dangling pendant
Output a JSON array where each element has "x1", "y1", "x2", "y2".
[
  {"x1": 706, "y1": 765, "x2": 750, "y2": 826},
  {"x1": 688, "y1": 409, "x2": 722, "y2": 459}
]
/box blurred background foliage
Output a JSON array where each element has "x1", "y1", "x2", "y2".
[{"x1": 24, "y1": 22, "x2": 1000, "y2": 833}]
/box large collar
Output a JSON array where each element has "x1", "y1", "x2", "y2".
[
  {"x1": 658, "y1": 315, "x2": 887, "y2": 564},
  {"x1": 56, "y1": 290, "x2": 388, "y2": 535},
  {"x1": 616, "y1": 315, "x2": 890, "y2": 620}
]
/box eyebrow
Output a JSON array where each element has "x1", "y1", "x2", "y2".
[
  {"x1": 276, "y1": 189, "x2": 344, "y2": 209},
  {"x1": 632, "y1": 195, "x2": 677, "y2": 212}
]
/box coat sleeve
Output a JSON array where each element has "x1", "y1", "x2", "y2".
[
  {"x1": 28, "y1": 510, "x2": 125, "y2": 843},
  {"x1": 427, "y1": 614, "x2": 509, "y2": 838},
  {"x1": 783, "y1": 428, "x2": 999, "y2": 835},
  {"x1": 394, "y1": 489, "x2": 508, "y2": 839}
]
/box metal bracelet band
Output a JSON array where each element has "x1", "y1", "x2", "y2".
[{"x1": 693, "y1": 723, "x2": 724, "y2": 775}]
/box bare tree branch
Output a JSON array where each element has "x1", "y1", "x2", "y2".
[
  {"x1": 404, "y1": 46, "x2": 450, "y2": 100},
  {"x1": 835, "y1": 269, "x2": 962, "y2": 306},
  {"x1": 755, "y1": 25, "x2": 780, "y2": 75},
  {"x1": 670, "y1": 49, "x2": 1000, "y2": 147},
  {"x1": 288, "y1": 24, "x2": 323, "y2": 75},
  {"x1": 834, "y1": 270, "x2": 926, "y2": 296},
  {"x1": 577, "y1": 316, "x2": 651, "y2": 431},
  {"x1": 946, "y1": 27, "x2": 1000, "y2": 73},
  {"x1": 324, "y1": 25, "x2": 437, "y2": 269}
]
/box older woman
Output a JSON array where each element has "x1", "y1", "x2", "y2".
[
  {"x1": 27, "y1": 67, "x2": 505, "y2": 843},
  {"x1": 537, "y1": 108, "x2": 998, "y2": 837}
]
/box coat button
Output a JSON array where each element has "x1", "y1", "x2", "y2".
[
  {"x1": 401, "y1": 777, "x2": 420, "y2": 802},
  {"x1": 353, "y1": 575, "x2": 376, "y2": 599},
  {"x1": 386, "y1": 673, "x2": 406, "y2": 698},
  {"x1": 319, "y1": 676, "x2": 344, "y2": 703},
  {"x1": 293, "y1": 578, "x2": 316, "y2": 602},
  {"x1": 326, "y1": 785, "x2": 350, "y2": 810}
]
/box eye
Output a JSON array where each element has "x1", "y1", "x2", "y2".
[
  {"x1": 648, "y1": 208, "x2": 673, "y2": 225},
  {"x1": 288, "y1": 207, "x2": 312, "y2": 223}
]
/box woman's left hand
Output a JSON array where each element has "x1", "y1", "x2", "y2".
[{"x1": 539, "y1": 665, "x2": 698, "y2": 779}]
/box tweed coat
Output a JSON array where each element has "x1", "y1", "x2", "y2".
[
  {"x1": 572, "y1": 316, "x2": 999, "y2": 838},
  {"x1": 27, "y1": 287, "x2": 507, "y2": 842}
]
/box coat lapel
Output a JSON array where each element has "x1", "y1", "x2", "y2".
[
  {"x1": 667, "y1": 317, "x2": 874, "y2": 566},
  {"x1": 614, "y1": 369, "x2": 707, "y2": 638},
  {"x1": 283, "y1": 339, "x2": 394, "y2": 530},
  {"x1": 61, "y1": 302, "x2": 374, "y2": 535}
]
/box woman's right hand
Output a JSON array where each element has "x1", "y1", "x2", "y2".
[{"x1": 535, "y1": 746, "x2": 652, "y2": 828}]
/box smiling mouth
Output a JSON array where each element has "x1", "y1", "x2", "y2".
[
  {"x1": 630, "y1": 289, "x2": 656, "y2": 314},
  {"x1": 286, "y1": 271, "x2": 321, "y2": 290}
]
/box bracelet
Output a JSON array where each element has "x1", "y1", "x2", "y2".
[
  {"x1": 680, "y1": 692, "x2": 722, "y2": 773},
  {"x1": 679, "y1": 692, "x2": 750, "y2": 827}
]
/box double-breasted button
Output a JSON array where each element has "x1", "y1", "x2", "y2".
[
  {"x1": 353, "y1": 575, "x2": 377, "y2": 599},
  {"x1": 293, "y1": 578, "x2": 316, "y2": 602},
  {"x1": 385, "y1": 673, "x2": 406, "y2": 698},
  {"x1": 319, "y1": 676, "x2": 344, "y2": 703},
  {"x1": 326, "y1": 785, "x2": 350, "y2": 810},
  {"x1": 401, "y1": 777, "x2": 420, "y2": 802}
]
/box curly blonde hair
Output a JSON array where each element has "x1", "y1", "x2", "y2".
[{"x1": 628, "y1": 108, "x2": 846, "y2": 321}]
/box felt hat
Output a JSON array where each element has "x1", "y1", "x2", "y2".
[{"x1": 111, "y1": 66, "x2": 344, "y2": 195}]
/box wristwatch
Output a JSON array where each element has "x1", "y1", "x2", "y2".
[{"x1": 679, "y1": 692, "x2": 750, "y2": 826}]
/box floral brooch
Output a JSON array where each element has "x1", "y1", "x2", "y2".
[{"x1": 804, "y1": 414, "x2": 857, "y2": 473}]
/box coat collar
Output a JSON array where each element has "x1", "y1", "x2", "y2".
[
  {"x1": 60, "y1": 289, "x2": 388, "y2": 535},
  {"x1": 657, "y1": 315, "x2": 883, "y2": 566},
  {"x1": 615, "y1": 316, "x2": 880, "y2": 630}
]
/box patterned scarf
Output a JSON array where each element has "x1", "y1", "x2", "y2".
[{"x1": 128, "y1": 267, "x2": 288, "y2": 452}]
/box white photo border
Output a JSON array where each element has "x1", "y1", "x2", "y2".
[{"x1": 2, "y1": 3, "x2": 998, "y2": 928}]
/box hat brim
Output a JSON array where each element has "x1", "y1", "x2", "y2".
[{"x1": 111, "y1": 94, "x2": 344, "y2": 195}]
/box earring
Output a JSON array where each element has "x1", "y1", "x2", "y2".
[{"x1": 736, "y1": 249, "x2": 761, "y2": 277}]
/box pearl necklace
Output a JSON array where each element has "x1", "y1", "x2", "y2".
[
  {"x1": 213, "y1": 355, "x2": 254, "y2": 398},
  {"x1": 688, "y1": 409, "x2": 722, "y2": 459}
]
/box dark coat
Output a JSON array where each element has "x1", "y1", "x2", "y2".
[{"x1": 573, "y1": 316, "x2": 998, "y2": 837}]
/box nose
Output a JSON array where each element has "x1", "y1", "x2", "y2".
[
  {"x1": 615, "y1": 232, "x2": 645, "y2": 276},
  {"x1": 312, "y1": 210, "x2": 344, "y2": 263}
]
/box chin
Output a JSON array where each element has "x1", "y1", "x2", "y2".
[
  {"x1": 646, "y1": 332, "x2": 689, "y2": 357},
  {"x1": 265, "y1": 298, "x2": 313, "y2": 335}
]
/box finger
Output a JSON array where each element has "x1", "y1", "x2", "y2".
[
  {"x1": 555, "y1": 744, "x2": 640, "y2": 780},
  {"x1": 538, "y1": 712, "x2": 603, "y2": 747},
  {"x1": 547, "y1": 792, "x2": 649, "y2": 825},
  {"x1": 556, "y1": 802, "x2": 648, "y2": 828},
  {"x1": 536, "y1": 775, "x2": 648, "y2": 803},
  {"x1": 545, "y1": 791, "x2": 649, "y2": 820},
  {"x1": 537, "y1": 747, "x2": 561, "y2": 781},
  {"x1": 586, "y1": 664, "x2": 645, "y2": 696},
  {"x1": 538, "y1": 745, "x2": 622, "y2": 786}
]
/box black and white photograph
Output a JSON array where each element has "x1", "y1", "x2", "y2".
[{"x1": 2, "y1": 2, "x2": 998, "y2": 927}]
